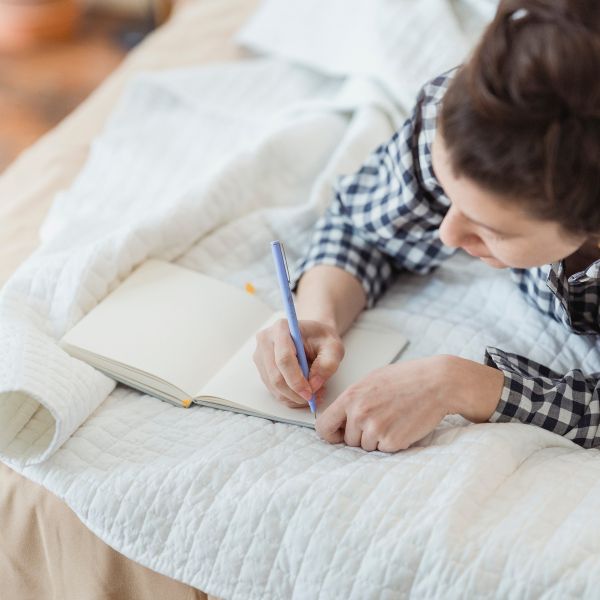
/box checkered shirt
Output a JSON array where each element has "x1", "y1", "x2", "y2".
[{"x1": 291, "y1": 71, "x2": 600, "y2": 449}]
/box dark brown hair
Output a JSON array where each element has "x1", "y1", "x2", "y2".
[{"x1": 440, "y1": 0, "x2": 600, "y2": 236}]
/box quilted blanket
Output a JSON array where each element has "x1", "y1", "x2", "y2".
[{"x1": 2, "y1": 2, "x2": 600, "y2": 598}]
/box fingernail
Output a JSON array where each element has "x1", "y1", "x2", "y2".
[
  {"x1": 298, "y1": 388, "x2": 310, "y2": 401},
  {"x1": 310, "y1": 376, "x2": 322, "y2": 391}
]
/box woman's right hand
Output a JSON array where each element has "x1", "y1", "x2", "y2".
[{"x1": 253, "y1": 318, "x2": 345, "y2": 409}]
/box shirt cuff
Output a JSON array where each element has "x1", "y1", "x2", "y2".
[{"x1": 483, "y1": 346, "x2": 538, "y2": 424}]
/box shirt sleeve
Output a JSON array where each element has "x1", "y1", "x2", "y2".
[
  {"x1": 485, "y1": 346, "x2": 600, "y2": 448},
  {"x1": 290, "y1": 76, "x2": 457, "y2": 308}
]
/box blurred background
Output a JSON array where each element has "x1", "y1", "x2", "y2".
[{"x1": 0, "y1": 0, "x2": 175, "y2": 173}]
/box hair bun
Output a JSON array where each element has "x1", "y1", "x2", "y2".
[{"x1": 468, "y1": 0, "x2": 600, "y2": 125}]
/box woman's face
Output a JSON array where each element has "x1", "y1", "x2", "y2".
[{"x1": 431, "y1": 133, "x2": 588, "y2": 269}]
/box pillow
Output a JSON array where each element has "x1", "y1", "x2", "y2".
[{"x1": 236, "y1": 0, "x2": 497, "y2": 110}]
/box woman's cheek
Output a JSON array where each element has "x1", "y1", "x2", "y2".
[
  {"x1": 492, "y1": 244, "x2": 553, "y2": 269},
  {"x1": 484, "y1": 241, "x2": 526, "y2": 268}
]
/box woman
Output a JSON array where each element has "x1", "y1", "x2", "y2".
[{"x1": 253, "y1": 0, "x2": 600, "y2": 452}]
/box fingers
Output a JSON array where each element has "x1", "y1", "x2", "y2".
[
  {"x1": 315, "y1": 386, "x2": 326, "y2": 408},
  {"x1": 265, "y1": 348, "x2": 310, "y2": 407},
  {"x1": 308, "y1": 338, "x2": 344, "y2": 392},
  {"x1": 316, "y1": 388, "x2": 385, "y2": 451},
  {"x1": 253, "y1": 326, "x2": 309, "y2": 408},
  {"x1": 315, "y1": 397, "x2": 347, "y2": 444},
  {"x1": 318, "y1": 411, "x2": 381, "y2": 452},
  {"x1": 359, "y1": 427, "x2": 379, "y2": 452},
  {"x1": 272, "y1": 320, "x2": 312, "y2": 401},
  {"x1": 343, "y1": 419, "x2": 362, "y2": 448}
]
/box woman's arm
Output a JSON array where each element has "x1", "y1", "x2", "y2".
[
  {"x1": 295, "y1": 265, "x2": 366, "y2": 336},
  {"x1": 419, "y1": 350, "x2": 600, "y2": 450},
  {"x1": 290, "y1": 73, "x2": 459, "y2": 313},
  {"x1": 483, "y1": 347, "x2": 600, "y2": 448}
]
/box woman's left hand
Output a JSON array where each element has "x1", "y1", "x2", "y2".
[{"x1": 315, "y1": 355, "x2": 504, "y2": 453}]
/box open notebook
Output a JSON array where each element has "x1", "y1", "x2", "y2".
[{"x1": 60, "y1": 259, "x2": 409, "y2": 427}]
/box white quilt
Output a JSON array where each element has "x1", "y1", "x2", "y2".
[{"x1": 3, "y1": 2, "x2": 600, "y2": 598}]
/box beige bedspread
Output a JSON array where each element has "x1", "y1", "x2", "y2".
[
  {"x1": 0, "y1": 1, "x2": 257, "y2": 597},
  {"x1": 0, "y1": 461, "x2": 208, "y2": 600}
]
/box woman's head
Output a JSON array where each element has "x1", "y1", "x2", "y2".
[{"x1": 434, "y1": 0, "x2": 600, "y2": 269}]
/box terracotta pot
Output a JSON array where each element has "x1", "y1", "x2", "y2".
[{"x1": 0, "y1": 0, "x2": 81, "y2": 51}]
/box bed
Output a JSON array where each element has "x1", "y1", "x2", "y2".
[
  {"x1": 3, "y1": 1, "x2": 600, "y2": 598},
  {"x1": 0, "y1": 1, "x2": 256, "y2": 598}
]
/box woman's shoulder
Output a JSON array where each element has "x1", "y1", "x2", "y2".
[
  {"x1": 417, "y1": 67, "x2": 459, "y2": 105},
  {"x1": 405, "y1": 68, "x2": 460, "y2": 156},
  {"x1": 400, "y1": 68, "x2": 460, "y2": 194}
]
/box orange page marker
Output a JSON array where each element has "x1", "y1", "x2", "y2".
[
  {"x1": 182, "y1": 398, "x2": 192, "y2": 408},
  {"x1": 245, "y1": 282, "x2": 256, "y2": 295}
]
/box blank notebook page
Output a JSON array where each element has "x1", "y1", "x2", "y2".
[{"x1": 61, "y1": 260, "x2": 275, "y2": 395}]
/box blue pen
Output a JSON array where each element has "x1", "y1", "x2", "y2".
[{"x1": 271, "y1": 240, "x2": 317, "y2": 416}]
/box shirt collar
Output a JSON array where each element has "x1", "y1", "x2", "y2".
[{"x1": 556, "y1": 257, "x2": 600, "y2": 284}]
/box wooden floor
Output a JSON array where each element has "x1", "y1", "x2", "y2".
[{"x1": 0, "y1": 9, "x2": 155, "y2": 173}]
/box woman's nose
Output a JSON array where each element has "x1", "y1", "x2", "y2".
[{"x1": 439, "y1": 206, "x2": 471, "y2": 248}]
